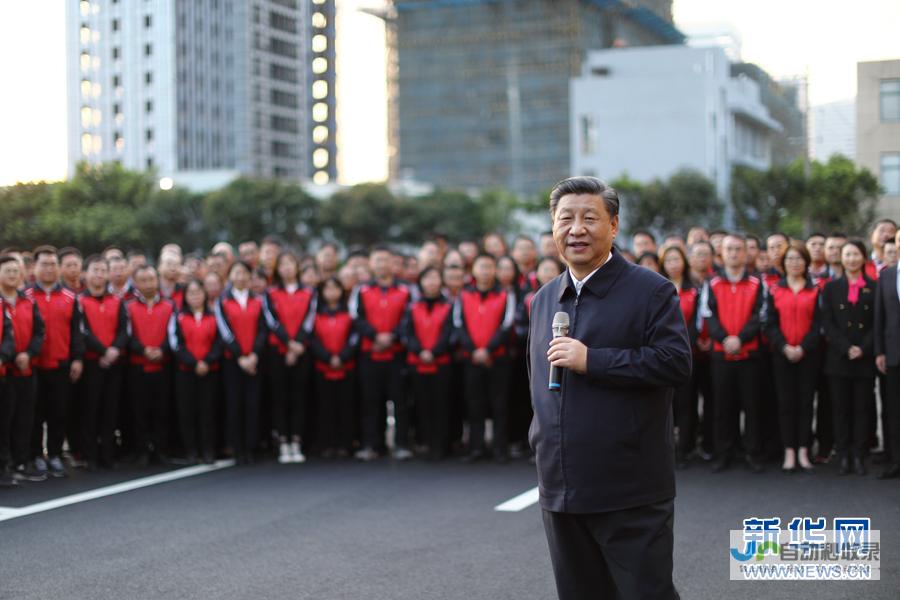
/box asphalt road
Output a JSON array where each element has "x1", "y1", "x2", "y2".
[{"x1": 1, "y1": 455, "x2": 898, "y2": 600}]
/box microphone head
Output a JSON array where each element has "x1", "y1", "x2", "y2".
[{"x1": 552, "y1": 311, "x2": 570, "y2": 329}]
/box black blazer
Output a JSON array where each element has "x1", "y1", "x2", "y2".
[
  {"x1": 820, "y1": 275, "x2": 877, "y2": 378},
  {"x1": 527, "y1": 248, "x2": 692, "y2": 514},
  {"x1": 874, "y1": 265, "x2": 900, "y2": 367}
]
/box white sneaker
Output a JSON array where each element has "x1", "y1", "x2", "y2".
[
  {"x1": 278, "y1": 443, "x2": 292, "y2": 464},
  {"x1": 290, "y1": 442, "x2": 306, "y2": 463}
]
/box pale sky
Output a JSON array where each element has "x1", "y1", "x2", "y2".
[{"x1": 1, "y1": 0, "x2": 898, "y2": 187}]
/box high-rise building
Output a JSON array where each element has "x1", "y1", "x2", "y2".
[
  {"x1": 383, "y1": 0, "x2": 684, "y2": 195},
  {"x1": 66, "y1": 0, "x2": 337, "y2": 184},
  {"x1": 810, "y1": 99, "x2": 856, "y2": 162},
  {"x1": 857, "y1": 59, "x2": 900, "y2": 221}
]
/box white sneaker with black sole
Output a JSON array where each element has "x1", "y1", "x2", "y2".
[
  {"x1": 289, "y1": 442, "x2": 306, "y2": 463},
  {"x1": 278, "y1": 443, "x2": 292, "y2": 464}
]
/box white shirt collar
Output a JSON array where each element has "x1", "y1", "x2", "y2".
[
  {"x1": 232, "y1": 287, "x2": 249, "y2": 309},
  {"x1": 569, "y1": 250, "x2": 613, "y2": 296}
]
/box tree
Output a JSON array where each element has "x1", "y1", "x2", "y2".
[{"x1": 612, "y1": 169, "x2": 722, "y2": 235}]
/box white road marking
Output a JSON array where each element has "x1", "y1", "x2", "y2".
[
  {"x1": 495, "y1": 486, "x2": 539, "y2": 512},
  {"x1": 0, "y1": 460, "x2": 235, "y2": 523}
]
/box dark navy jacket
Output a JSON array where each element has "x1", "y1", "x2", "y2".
[{"x1": 527, "y1": 248, "x2": 692, "y2": 513}]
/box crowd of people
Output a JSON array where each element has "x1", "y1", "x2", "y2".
[{"x1": 1, "y1": 218, "x2": 900, "y2": 487}]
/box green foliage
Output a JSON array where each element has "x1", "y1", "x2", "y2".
[{"x1": 611, "y1": 169, "x2": 722, "y2": 235}]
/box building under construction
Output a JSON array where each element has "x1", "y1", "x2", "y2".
[{"x1": 383, "y1": 0, "x2": 685, "y2": 195}]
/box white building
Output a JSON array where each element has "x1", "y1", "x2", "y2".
[
  {"x1": 811, "y1": 99, "x2": 856, "y2": 161},
  {"x1": 570, "y1": 45, "x2": 781, "y2": 224},
  {"x1": 66, "y1": 0, "x2": 337, "y2": 184}
]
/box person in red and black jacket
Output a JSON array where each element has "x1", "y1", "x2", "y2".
[
  {"x1": 215, "y1": 261, "x2": 267, "y2": 465},
  {"x1": 765, "y1": 242, "x2": 822, "y2": 474},
  {"x1": 820, "y1": 240, "x2": 877, "y2": 476},
  {"x1": 0, "y1": 256, "x2": 46, "y2": 481},
  {"x1": 126, "y1": 264, "x2": 176, "y2": 466},
  {"x1": 454, "y1": 253, "x2": 516, "y2": 463},
  {"x1": 169, "y1": 279, "x2": 222, "y2": 465},
  {"x1": 0, "y1": 287, "x2": 17, "y2": 486},
  {"x1": 402, "y1": 267, "x2": 454, "y2": 461},
  {"x1": 349, "y1": 246, "x2": 413, "y2": 461},
  {"x1": 310, "y1": 276, "x2": 359, "y2": 459},
  {"x1": 158, "y1": 252, "x2": 185, "y2": 310},
  {"x1": 660, "y1": 246, "x2": 701, "y2": 469},
  {"x1": 262, "y1": 251, "x2": 316, "y2": 464},
  {"x1": 78, "y1": 255, "x2": 128, "y2": 469},
  {"x1": 28, "y1": 245, "x2": 84, "y2": 478},
  {"x1": 705, "y1": 234, "x2": 765, "y2": 474}
]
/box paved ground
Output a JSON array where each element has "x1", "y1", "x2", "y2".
[{"x1": 1, "y1": 455, "x2": 898, "y2": 600}]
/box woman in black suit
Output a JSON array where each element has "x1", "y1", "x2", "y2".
[{"x1": 820, "y1": 239, "x2": 877, "y2": 476}]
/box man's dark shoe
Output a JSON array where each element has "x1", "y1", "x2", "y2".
[
  {"x1": 838, "y1": 456, "x2": 850, "y2": 475},
  {"x1": 461, "y1": 450, "x2": 485, "y2": 463},
  {"x1": 711, "y1": 457, "x2": 730, "y2": 473},
  {"x1": 877, "y1": 463, "x2": 900, "y2": 479},
  {"x1": 853, "y1": 457, "x2": 867, "y2": 476}
]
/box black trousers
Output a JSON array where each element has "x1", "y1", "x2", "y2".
[
  {"x1": 691, "y1": 356, "x2": 714, "y2": 455},
  {"x1": 130, "y1": 366, "x2": 171, "y2": 456},
  {"x1": 814, "y1": 353, "x2": 834, "y2": 457},
  {"x1": 829, "y1": 374, "x2": 873, "y2": 460},
  {"x1": 508, "y1": 345, "x2": 531, "y2": 447},
  {"x1": 81, "y1": 361, "x2": 124, "y2": 464},
  {"x1": 464, "y1": 357, "x2": 510, "y2": 455},
  {"x1": 223, "y1": 359, "x2": 260, "y2": 459},
  {"x1": 359, "y1": 355, "x2": 407, "y2": 450},
  {"x1": 758, "y1": 351, "x2": 781, "y2": 458},
  {"x1": 711, "y1": 356, "x2": 761, "y2": 460},
  {"x1": 66, "y1": 376, "x2": 83, "y2": 458},
  {"x1": 0, "y1": 379, "x2": 9, "y2": 467},
  {"x1": 883, "y1": 366, "x2": 900, "y2": 466},
  {"x1": 266, "y1": 348, "x2": 310, "y2": 441},
  {"x1": 772, "y1": 353, "x2": 818, "y2": 449},
  {"x1": 411, "y1": 364, "x2": 452, "y2": 457},
  {"x1": 32, "y1": 367, "x2": 71, "y2": 459},
  {"x1": 3, "y1": 376, "x2": 35, "y2": 466},
  {"x1": 175, "y1": 368, "x2": 219, "y2": 460},
  {"x1": 315, "y1": 371, "x2": 356, "y2": 452},
  {"x1": 542, "y1": 499, "x2": 680, "y2": 600}
]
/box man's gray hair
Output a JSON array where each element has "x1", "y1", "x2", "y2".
[{"x1": 549, "y1": 176, "x2": 619, "y2": 218}]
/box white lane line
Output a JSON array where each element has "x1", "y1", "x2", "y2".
[
  {"x1": 0, "y1": 460, "x2": 235, "y2": 523},
  {"x1": 495, "y1": 486, "x2": 540, "y2": 512}
]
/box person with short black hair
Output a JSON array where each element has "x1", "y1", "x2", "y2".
[
  {"x1": 215, "y1": 261, "x2": 267, "y2": 464},
  {"x1": 126, "y1": 264, "x2": 176, "y2": 466},
  {"x1": 631, "y1": 229, "x2": 657, "y2": 257},
  {"x1": 169, "y1": 279, "x2": 222, "y2": 465},
  {"x1": 0, "y1": 274, "x2": 17, "y2": 486},
  {"x1": 78, "y1": 255, "x2": 129, "y2": 469}
]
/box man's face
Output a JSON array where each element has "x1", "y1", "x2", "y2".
[
  {"x1": 159, "y1": 255, "x2": 181, "y2": 280},
  {"x1": 0, "y1": 261, "x2": 21, "y2": 290},
  {"x1": 317, "y1": 246, "x2": 338, "y2": 271},
  {"x1": 689, "y1": 245, "x2": 712, "y2": 273},
  {"x1": 766, "y1": 235, "x2": 788, "y2": 266},
  {"x1": 746, "y1": 239, "x2": 760, "y2": 262},
  {"x1": 86, "y1": 261, "x2": 109, "y2": 289},
  {"x1": 512, "y1": 239, "x2": 537, "y2": 268},
  {"x1": 806, "y1": 236, "x2": 825, "y2": 264},
  {"x1": 872, "y1": 221, "x2": 897, "y2": 252},
  {"x1": 260, "y1": 243, "x2": 280, "y2": 271},
  {"x1": 825, "y1": 237, "x2": 846, "y2": 265},
  {"x1": 552, "y1": 194, "x2": 618, "y2": 272},
  {"x1": 722, "y1": 236, "x2": 747, "y2": 270},
  {"x1": 61, "y1": 255, "x2": 83, "y2": 282},
  {"x1": 418, "y1": 242, "x2": 440, "y2": 270},
  {"x1": 370, "y1": 251, "x2": 392, "y2": 280},
  {"x1": 472, "y1": 257, "x2": 496, "y2": 288},
  {"x1": 109, "y1": 258, "x2": 128, "y2": 284},
  {"x1": 632, "y1": 233, "x2": 655, "y2": 257},
  {"x1": 239, "y1": 242, "x2": 260, "y2": 266},
  {"x1": 35, "y1": 253, "x2": 60, "y2": 285},
  {"x1": 135, "y1": 268, "x2": 159, "y2": 298},
  {"x1": 539, "y1": 234, "x2": 557, "y2": 259}
]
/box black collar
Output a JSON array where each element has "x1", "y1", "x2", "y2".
[{"x1": 557, "y1": 248, "x2": 625, "y2": 302}]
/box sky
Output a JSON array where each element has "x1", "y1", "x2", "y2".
[{"x1": 0, "y1": 0, "x2": 898, "y2": 187}]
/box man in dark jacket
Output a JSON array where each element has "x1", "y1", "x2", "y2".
[{"x1": 528, "y1": 176, "x2": 691, "y2": 600}]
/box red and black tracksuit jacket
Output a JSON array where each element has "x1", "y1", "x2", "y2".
[
  {"x1": 126, "y1": 294, "x2": 176, "y2": 373},
  {"x1": 79, "y1": 292, "x2": 128, "y2": 362},
  {"x1": 310, "y1": 305, "x2": 358, "y2": 381},
  {"x1": 453, "y1": 284, "x2": 516, "y2": 360},
  {"x1": 764, "y1": 278, "x2": 822, "y2": 354},
  {"x1": 403, "y1": 296, "x2": 454, "y2": 375},
  {"x1": 705, "y1": 273, "x2": 764, "y2": 361},
  {"x1": 27, "y1": 283, "x2": 84, "y2": 369},
  {"x1": 161, "y1": 282, "x2": 185, "y2": 311},
  {"x1": 3, "y1": 291, "x2": 44, "y2": 377},
  {"x1": 168, "y1": 309, "x2": 223, "y2": 371},
  {"x1": 262, "y1": 284, "x2": 316, "y2": 354},
  {"x1": 0, "y1": 303, "x2": 16, "y2": 376},
  {"x1": 676, "y1": 280, "x2": 700, "y2": 346},
  {"x1": 350, "y1": 280, "x2": 411, "y2": 361},
  {"x1": 214, "y1": 287, "x2": 267, "y2": 359}
]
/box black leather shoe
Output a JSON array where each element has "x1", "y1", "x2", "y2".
[
  {"x1": 781, "y1": 465, "x2": 796, "y2": 474},
  {"x1": 853, "y1": 457, "x2": 867, "y2": 476},
  {"x1": 711, "y1": 457, "x2": 730, "y2": 473},
  {"x1": 877, "y1": 464, "x2": 900, "y2": 479},
  {"x1": 838, "y1": 456, "x2": 850, "y2": 475},
  {"x1": 746, "y1": 456, "x2": 764, "y2": 474},
  {"x1": 460, "y1": 450, "x2": 485, "y2": 463}
]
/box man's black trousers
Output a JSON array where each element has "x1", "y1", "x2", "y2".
[{"x1": 542, "y1": 498, "x2": 680, "y2": 600}]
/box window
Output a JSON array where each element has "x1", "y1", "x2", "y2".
[
  {"x1": 270, "y1": 37, "x2": 298, "y2": 58},
  {"x1": 144, "y1": 43, "x2": 152, "y2": 56},
  {"x1": 270, "y1": 11, "x2": 298, "y2": 33},
  {"x1": 112, "y1": 19, "x2": 119, "y2": 32},
  {"x1": 882, "y1": 153, "x2": 900, "y2": 196},
  {"x1": 312, "y1": 102, "x2": 328, "y2": 122},
  {"x1": 112, "y1": 46, "x2": 120, "y2": 60},
  {"x1": 145, "y1": 100, "x2": 153, "y2": 113},
  {"x1": 580, "y1": 115, "x2": 596, "y2": 154},
  {"x1": 146, "y1": 129, "x2": 154, "y2": 142},
  {"x1": 146, "y1": 157, "x2": 154, "y2": 169},
  {"x1": 144, "y1": 15, "x2": 152, "y2": 28},
  {"x1": 312, "y1": 79, "x2": 328, "y2": 99},
  {"x1": 313, "y1": 171, "x2": 329, "y2": 185},
  {"x1": 312, "y1": 125, "x2": 328, "y2": 144},
  {"x1": 271, "y1": 63, "x2": 298, "y2": 83},
  {"x1": 312, "y1": 34, "x2": 327, "y2": 53},
  {"x1": 113, "y1": 103, "x2": 121, "y2": 115},
  {"x1": 882, "y1": 80, "x2": 900, "y2": 122},
  {"x1": 271, "y1": 89, "x2": 299, "y2": 108},
  {"x1": 145, "y1": 71, "x2": 153, "y2": 85},
  {"x1": 112, "y1": 74, "x2": 120, "y2": 87},
  {"x1": 271, "y1": 115, "x2": 299, "y2": 133},
  {"x1": 313, "y1": 148, "x2": 329, "y2": 169},
  {"x1": 312, "y1": 57, "x2": 327, "y2": 74},
  {"x1": 312, "y1": 12, "x2": 326, "y2": 28}
]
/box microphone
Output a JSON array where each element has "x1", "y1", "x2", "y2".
[{"x1": 549, "y1": 311, "x2": 570, "y2": 391}]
